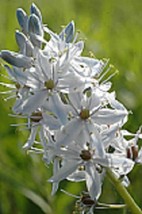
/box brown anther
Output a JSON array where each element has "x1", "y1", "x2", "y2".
[
  {"x1": 131, "y1": 145, "x2": 138, "y2": 161},
  {"x1": 31, "y1": 112, "x2": 43, "y2": 123},
  {"x1": 126, "y1": 145, "x2": 138, "y2": 161},
  {"x1": 126, "y1": 147, "x2": 131, "y2": 159},
  {"x1": 80, "y1": 150, "x2": 92, "y2": 161},
  {"x1": 81, "y1": 195, "x2": 96, "y2": 206}
]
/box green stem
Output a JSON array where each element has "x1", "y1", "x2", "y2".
[{"x1": 106, "y1": 169, "x2": 142, "y2": 214}]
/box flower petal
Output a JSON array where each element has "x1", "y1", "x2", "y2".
[
  {"x1": 48, "y1": 160, "x2": 78, "y2": 183},
  {"x1": 20, "y1": 90, "x2": 48, "y2": 115},
  {"x1": 56, "y1": 118, "x2": 83, "y2": 147},
  {"x1": 92, "y1": 109, "x2": 127, "y2": 126},
  {"x1": 0, "y1": 50, "x2": 33, "y2": 68},
  {"x1": 23, "y1": 126, "x2": 38, "y2": 149},
  {"x1": 85, "y1": 162, "x2": 102, "y2": 200}
]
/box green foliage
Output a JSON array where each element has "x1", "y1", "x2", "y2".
[{"x1": 0, "y1": 0, "x2": 142, "y2": 213}]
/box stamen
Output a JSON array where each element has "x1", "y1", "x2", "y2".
[
  {"x1": 81, "y1": 194, "x2": 96, "y2": 206},
  {"x1": 80, "y1": 150, "x2": 92, "y2": 161},
  {"x1": 127, "y1": 145, "x2": 138, "y2": 161},
  {"x1": 31, "y1": 111, "x2": 43, "y2": 123}
]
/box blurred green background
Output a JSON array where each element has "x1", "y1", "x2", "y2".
[{"x1": 0, "y1": 0, "x2": 142, "y2": 213}]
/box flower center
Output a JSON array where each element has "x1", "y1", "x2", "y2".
[
  {"x1": 31, "y1": 111, "x2": 43, "y2": 123},
  {"x1": 44, "y1": 79, "x2": 55, "y2": 90},
  {"x1": 79, "y1": 109, "x2": 90, "y2": 120},
  {"x1": 80, "y1": 150, "x2": 92, "y2": 161}
]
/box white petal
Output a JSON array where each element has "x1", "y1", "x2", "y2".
[
  {"x1": 51, "y1": 158, "x2": 60, "y2": 195},
  {"x1": 47, "y1": 94, "x2": 68, "y2": 125},
  {"x1": 68, "y1": 92, "x2": 82, "y2": 110},
  {"x1": 85, "y1": 162, "x2": 102, "y2": 200},
  {"x1": 21, "y1": 90, "x2": 48, "y2": 115},
  {"x1": 1, "y1": 50, "x2": 33, "y2": 68},
  {"x1": 43, "y1": 113, "x2": 62, "y2": 130},
  {"x1": 107, "y1": 154, "x2": 134, "y2": 175},
  {"x1": 48, "y1": 160, "x2": 78, "y2": 183},
  {"x1": 23, "y1": 126, "x2": 38, "y2": 149},
  {"x1": 90, "y1": 92, "x2": 101, "y2": 112},
  {"x1": 67, "y1": 170, "x2": 85, "y2": 182},
  {"x1": 56, "y1": 118, "x2": 83, "y2": 147},
  {"x1": 92, "y1": 109, "x2": 127, "y2": 125},
  {"x1": 136, "y1": 148, "x2": 142, "y2": 163},
  {"x1": 101, "y1": 124, "x2": 119, "y2": 148},
  {"x1": 107, "y1": 92, "x2": 127, "y2": 111}
]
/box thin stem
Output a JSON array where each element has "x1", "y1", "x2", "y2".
[{"x1": 106, "y1": 168, "x2": 142, "y2": 214}]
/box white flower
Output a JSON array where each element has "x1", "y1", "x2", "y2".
[
  {"x1": 48, "y1": 125, "x2": 135, "y2": 199},
  {"x1": 55, "y1": 90, "x2": 128, "y2": 147},
  {"x1": 48, "y1": 130, "x2": 107, "y2": 200}
]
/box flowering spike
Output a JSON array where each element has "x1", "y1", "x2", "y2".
[{"x1": 1, "y1": 4, "x2": 142, "y2": 214}]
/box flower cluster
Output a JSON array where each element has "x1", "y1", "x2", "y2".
[{"x1": 0, "y1": 3, "x2": 142, "y2": 213}]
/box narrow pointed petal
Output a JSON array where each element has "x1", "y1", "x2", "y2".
[
  {"x1": 85, "y1": 162, "x2": 102, "y2": 200},
  {"x1": 107, "y1": 92, "x2": 127, "y2": 111},
  {"x1": 0, "y1": 50, "x2": 33, "y2": 68},
  {"x1": 4, "y1": 65, "x2": 27, "y2": 84},
  {"x1": 56, "y1": 118, "x2": 83, "y2": 147},
  {"x1": 68, "y1": 92, "x2": 81, "y2": 110},
  {"x1": 16, "y1": 8, "x2": 28, "y2": 34},
  {"x1": 90, "y1": 92, "x2": 101, "y2": 112},
  {"x1": 28, "y1": 14, "x2": 43, "y2": 36},
  {"x1": 21, "y1": 90, "x2": 48, "y2": 115},
  {"x1": 23, "y1": 126, "x2": 38, "y2": 149},
  {"x1": 15, "y1": 31, "x2": 34, "y2": 56},
  {"x1": 67, "y1": 170, "x2": 85, "y2": 182},
  {"x1": 30, "y1": 3, "x2": 42, "y2": 22},
  {"x1": 49, "y1": 160, "x2": 78, "y2": 183},
  {"x1": 51, "y1": 158, "x2": 60, "y2": 195},
  {"x1": 107, "y1": 154, "x2": 134, "y2": 175},
  {"x1": 101, "y1": 124, "x2": 119, "y2": 148},
  {"x1": 47, "y1": 94, "x2": 68, "y2": 125},
  {"x1": 92, "y1": 109, "x2": 127, "y2": 125},
  {"x1": 59, "y1": 21, "x2": 75, "y2": 43},
  {"x1": 43, "y1": 114, "x2": 62, "y2": 130},
  {"x1": 70, "y1": 41, "x2": 84, "y2": 57},
  {"x1": 91, "y1": 130, "x2": 106, "y2": 158},
  {"x1": 28, "y1": 14, "x2": 43, "y2": 47}
]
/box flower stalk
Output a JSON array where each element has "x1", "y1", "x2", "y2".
[{"x1": 107, "y1": 168, "x2": 142, "y2": 214}]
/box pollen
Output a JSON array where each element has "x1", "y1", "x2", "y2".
[{"x1": 44, "y1": 79, "x2": 55, "y2": 90}]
